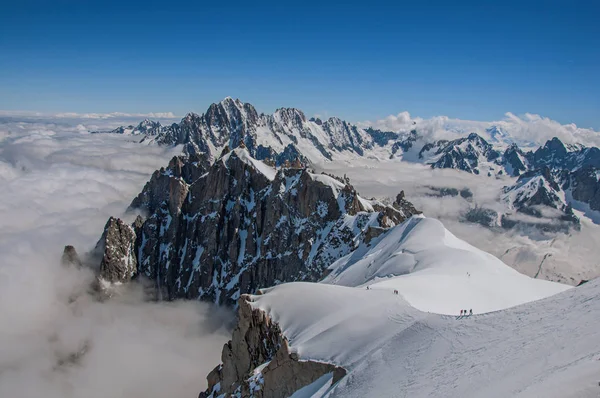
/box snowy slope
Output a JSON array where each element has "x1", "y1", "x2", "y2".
[
  {"x1": 250, "y1": 276, "x2": 598, "y2": 398},
  {"x1": 322, "y1": 216, "x2": 569, "y2": 314}
]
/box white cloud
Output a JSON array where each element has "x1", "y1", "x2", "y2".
[
  {"x1": 0, "y1": 122, "x2": 230, "y2": 398},
  {"x1": 360, "y1": 111, "x2": 600, "y2": 148}
]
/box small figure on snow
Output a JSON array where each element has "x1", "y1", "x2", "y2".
[
  {"x1": 469, "y1": 309, "x2": 473, "y2": 316},
  {"x1": 460, "y1": 310, "x2": 463, "y2": 316},
  {"x1": 366, "y1": 286, "x2": 370, "y2": 290}
]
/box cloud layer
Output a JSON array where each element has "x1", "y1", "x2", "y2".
[
  {"x1": 360, "y1": 111, "x2": 600, "y2": 148},
  {"x1": 0, "y1": 120, "x2": 230, "y2": 398}
]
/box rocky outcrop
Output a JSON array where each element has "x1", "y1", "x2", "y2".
[
  {"x1": 562, "y1": 166, "x2": 600, "y2": 212},
  {"x1": 425, "y1": 186, "x2": 473, "y2": 200},
  {"x1": 199, "y1": 294, "x2": 346, "y2": 398},
  {"x1": 503, "y1": 143, "x2": 529, "y2": 176},
  {"x1": 465, "y1": 207, "x2": 499, "y2": 227},
  {"x1": 129, "y1": 154, "x2": 209, "y2": 215},
  {"x1": 61, "y1": 245, "x2": 83, "y2": 267},
  {"x1": 92, "y1": 146, "x2": 419, "y2": 304},
  {"x1": 95, "y1": 217, "x2": 138, "y2": 283}
]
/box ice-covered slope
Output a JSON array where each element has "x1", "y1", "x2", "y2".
[
  {"x1": 323, "y1": 216, "x2": 569, "y2": 314},
  {"x1": 250, "y1": 277, "x2": 598, "y2": 398}
]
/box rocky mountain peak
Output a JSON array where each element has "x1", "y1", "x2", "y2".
[
  {"x1": 274, "y1": 107, "x2": 307, "y2": 127},
  {"x1": 503, "y1": 143, "x2": 529, "y2": 176},
  {"x1": 533, "y1": 137, "x2": 568, "y2": 164},
  {"x1": 95, "y1": 217, "x2": 138, "y2": 284},
  {"x1": 61, "y1": 245, "x2": 83, "y2": 268},
  {"x1": 89, "y1": 147, "x2": 419, "y2": 304},
  {"x1": 182, "y1": 111, "x2": 201, "y2": 122},
  {"x1": 422, "y1": 132, "x2": 500, "y2": 175}
]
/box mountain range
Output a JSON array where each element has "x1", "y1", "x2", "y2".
[
  {"x1": 96, "y1": 98, "x2": 600, "y2": 232},
  {"x1": 68, "y1": 98, "x2": 600, "y2": 397}
]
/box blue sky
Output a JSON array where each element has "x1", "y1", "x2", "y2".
[{"x1": 1, "y1": 0, "x2": 599, "y2": 128}]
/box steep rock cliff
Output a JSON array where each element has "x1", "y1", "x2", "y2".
[{"x1": 92, "y1": 146, "x2": 419, "y2": 304}]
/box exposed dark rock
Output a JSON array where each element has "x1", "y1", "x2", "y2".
[
  {"x1": 460, "y1": 188, "x2": 474, "y2": 199},
  {"x1": 95, "y1": 217, "x2": 138, "y2": 284},
  {"x1": 465, "y1": 207, "x2": 499, "y2": 227},
  {"x1": 503, "y1": 144, "x2": 528, "y2": 176},
  {"x1": 424, "y1": 186, "x2": 473, "y2": 200},
  {"x1": 420, "y1": 133, "x2": 502, "y2": 175},
  {"x1": 61, "y1": 245, "x2": 83, "y2": 267},
  {"x1": 364, "y1": 127, "x2": 400, "y2": 147},
  {"x1": 95, "y1": 146, "x2": 419, "y2": 304},
  {"x1": 199, "y1": 294, "x2": 346, "y2": 398},
  {"x1": 563, "y1": 166, "x2": 600, "y2": 212},
  {"x1": 129, "y1": 155, "x2": 208, "y2": 215},
  {"x1": 365, "y1": 226, "x2": 387, "y2": 244}
]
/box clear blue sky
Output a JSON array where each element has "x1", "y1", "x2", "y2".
[{"x1": 1, "y1": 0, "x2": 599, "y2": 128}]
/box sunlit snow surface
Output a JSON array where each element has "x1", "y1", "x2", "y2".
[
  {"x1": 250, "y1": 216, "x2": 598, "y2": 398},
  {"x1": 252, "y1": 279, "x2": 598, "y2": 398},
  {"x1": 323, "y1": 216, "x2": 569, "y2": 314}
]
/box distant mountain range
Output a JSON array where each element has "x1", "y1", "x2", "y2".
[{"x1": 95, "y1": 97, "x2": 600, "y2": 232}]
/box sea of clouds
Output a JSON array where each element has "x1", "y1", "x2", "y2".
[{"x1": 0, "y1": 117, "x2": 231, "y2": 398}]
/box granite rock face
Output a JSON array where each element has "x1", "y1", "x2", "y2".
[
  {"x1": 92, "y1": 146, "x2": 419, "y2": 304},
  {"x1": 129, "y1": 154, "x2": 209, "y2": 215},
  {"x1": 199, "y1": 294, "x2": 346, "y2": 398},
  {"x1": 95, "y1": 217, "x2": 138, "y2": 284}
]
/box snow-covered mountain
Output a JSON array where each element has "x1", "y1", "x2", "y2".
[
  {"x1": 461, "y1": 138, "x2": 600, "y2": 231},
  {"x1": 84, "y1": 145, "x2": 419, "y2": 304},
  {"x1": 96, "y1": 98, "x2": 599, "y2": 178},
  {"x1": 500, "y1": 167, "x2": 580, "y2": 232},
  {"x1": 417, "y1": 133, "x2": 503, "y2": 176},
  {"x1": 324, "y1": 216, "x2": 566, "y2": 313},
  {"x1": 94, "y1": 97, "x2": 379, "y2": 165},
  {"x1": 96, "y1": 99, "x2": 600, "y2": 237},
  {"x1": 198, "y1": 216, "x2": 592, "y2": 398}
]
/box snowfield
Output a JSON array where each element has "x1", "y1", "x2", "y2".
[
  {"x1": 323, "y1": 216, "x2": 570, "y2": 314},
  {"x1": 251, "y1": 279, "x2": 599, "y2": 398},
  {"x1": 248, "y1": 216, "x2": 598, "y2": 398}
]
